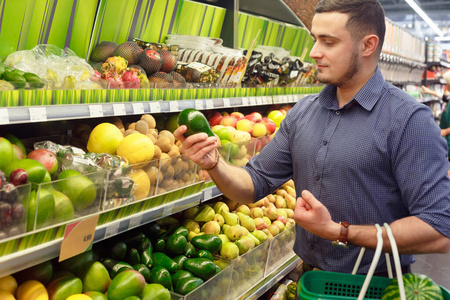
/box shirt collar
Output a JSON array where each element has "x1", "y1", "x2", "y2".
[{"x1": 317, "y1": 66, "x2": 385, "y2": 111}]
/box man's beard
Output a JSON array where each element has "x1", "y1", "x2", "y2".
[{"x1": 317, "y1": 48, "x2": 360, "y2": 87}]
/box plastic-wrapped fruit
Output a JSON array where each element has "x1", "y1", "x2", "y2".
[
  {"x1": 159, "y1": 50, "x2": 177, "y2": 73},
  {"x1": 139, "y1": 49, "x2": 162, "y2": 76},
  {"x1": 148, "y1": 72, "x2": 173, "y2": 89},
  {"x1": 0, "y1": 183, "x2": 19, "y2": 203},
  {"x1": 11, "y1": 202, "x2": 25, "y2": 220},
  {"x1": 90, "y1": 41, "x2": 117, "y2": 62},
  {"x1": 170, "y1": 71, "x2": 186, "y2": 88}
]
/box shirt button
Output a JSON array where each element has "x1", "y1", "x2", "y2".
[
  {"x1": 335, "y1": 111, "x2": 340, "y2": 115},
  {"x1": 314, "y1": 175, "x2": 320, "y2": 181},
  {"x1": 323, "y1": 140, "x2": 327, "y2": 145}
]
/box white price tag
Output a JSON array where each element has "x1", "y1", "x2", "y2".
[
  {"x1": 129, "y1": 214, "x2": 143, "y2": 229},
  {"x1": 150, "y1": 102, "x2": 161, "y2": 113},
  {"x1": 242, "y1": 97, "x2": 249, "y2": 106},
  {"x1": 206, "y1": 100, "x2": 214, "y2": 109},
  {"x1": 250, "y1": 97, "x2": 257, "y2": 105},
  {"x1": 282, "y1": 95, "x2": 289, "y2": 103},
  {"x1": 113, "y1": 103, "x2": 126, "y2": 116},
  {"x1": 256, "y1": 97, "x2": 263, "y2": 105},
  {"x1": 29, "y1": 107, "x2": 47, "y2": 122},
  {"x1": 162, "y1": 203, "x2": 176, "y2": 217},
  {"x1": 89, "y1": 105, "x2": 104, "y2": 117},
  {"x1": 195, "y1": 100, "x2": 203, "y2": 110},
  {"x1": 0, "y1": 108, "x2": 9, "y2": 125},
  {"x1": 204, "y1": 188, "x2": 213, "y2": 200},
  {"x1": 104, "y1": 223, "x2": 119, "y2": 238},
  {"x1": 132, "y1": 102, "x2": 145, "y2": 114},
  {"x1": 223, "y1": 98, "x2": 230, "y2": 107},
  {"x1": 288, "y1": 94, "x2": 295, "y2": 102},
  {"x1": 169, "y1": 101, "x2": 179, "y2": 112}
]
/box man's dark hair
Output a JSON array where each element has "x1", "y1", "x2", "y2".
[{"x1": 315, "y1": 0, "x2": 386, "y2": 54}]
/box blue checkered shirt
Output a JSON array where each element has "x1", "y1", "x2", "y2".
[{"x1": 244, "y1": 67, "x2": 450, "y2": 274}]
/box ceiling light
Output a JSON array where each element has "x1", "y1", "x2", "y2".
[
  {"x1": 404, "y1": 0, "x2": 444, "y2": 37},
  {"x1": 435, "y1": 36, "x2": 450, "y2": 42}
]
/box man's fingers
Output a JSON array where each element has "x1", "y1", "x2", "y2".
[
  {"x1": 173, "y1": 125, "x2": 187, "y2": 142},
  {"x1": 301, "y1": 190, "x2": 317, "y2": 209}
]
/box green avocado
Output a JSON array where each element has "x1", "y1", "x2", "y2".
[
  {"x1": 177, "y1": 108, "x2": 214, "y2": 137},
  {"x1": 183, "y1": 258, "x2": 216, "y2": 281},
  {"x1": 191, "y1": 234, "x2": 222, "y2": 254},
  {"x1": 149, "y1": 266, "x2": 172, "y2": 290}
]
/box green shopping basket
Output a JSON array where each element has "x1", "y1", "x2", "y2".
[
  {"x1": 297, "y1": 271, "x2": 450, "y2": 299},
  {"x1": 297, "y1": 223, "x2": 450, "y2": 299}
]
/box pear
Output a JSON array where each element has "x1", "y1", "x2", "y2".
[
  {"x1": 222, "y1": 224, "x2": 231, "y2": 235},
  {"x1": 237, "y1": 212, "x2": 256, "y2": 232},
  {"x1": 268, "y1": 224, "x2": 280, "y2": 236},
  {"x1": 240, "y1": 235, "x2": 256, "y2": 249},
  {"x1": 218, "y1": 234, "x2": 230, "y2": 245},
  {"x1": 243, "y1": 231, "x2": 260, "y2": 246},
  {"x1": 222, "y1": 211, "x2": 239, "y2": 226},
  {"x1": 277, "y1": 208, "x2": 288, "y2": 218},
  {"x1": 275, "y1": 195, "x2": 287, "y2": 208},
  {"x1": 272, "y1": 220, "x2": 285, "y2": 232},
  {"x1": 203, "y1": 221, "x2": 221, "y2": 235},
  {"x1": 213, "y1": 201, "x2": 230, "y2": 214},
  {"x1": 220, "y1": 242, "x2": 239, "y2": 260},
  {"x1": 235, "y1": 239, "x2": 253, "y2": 255},
  {"x1": 236, "y1": 205, "x2": 251, "y2": 216},
  {"x1": 250, "y1": 207, "x2": 264, "y2": 219},
  {"x1": 214, "y1": 259, "x2": 230, "y2": 271},
  {"x1": 213, "y1": 213, "x2": 225, "y2": 227},
  {"x1": 284, "y1": 208, "x2": 294, "y2": 218},
  {"x1": 263, "y1": 228, "x2": 274, "y2": 239},
  {"x1": 267, "y1": 194, "x2": 276, "y2": 203},
  {"x1": 188, "y1": 231, "x2": 198, "y2": 241},
  {"x1": 252, "y1": 230, "x2": 268, "y2": 243},
  {"x1": 284, "y1": 186, "x2": 296, "y2": 198},
  {"x1": 183, "y1": 206, "x2": 200, "y2": 219},
  {"x1": 263, "y1": 216, "x2": 272, "y2": 226},
  {"x1": 194, "y1": 205, "x2": 215, "y2": 222},
  {"x1": 182, "y1": 219, "x2": 200, "y2": 234},
  {"x1": 226, "y1": 225, "x2": 244, "y2": 241},
  {"x1": 286, "y1": 218, "x2": 295, "y2": 229},
  {"x1": 264, "y1": 205, "x2": 278, "y2": 221},
  {"x1": 254, "y1": 217, "x2": 267, "y2": 230},
  {"x1": 285, "y1": 194, "x2": 296, "y2": 210}
]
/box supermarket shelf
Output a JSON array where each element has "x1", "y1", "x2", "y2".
[
  {"x1": 0, "y1": 192, "x2": 201, "y2": 278},
  {"x1": 241, "y1": 255, "x2": 299, "y2": 300},
  {"x1": 427, "y1": 60, "x2": 450, "y2": 69},
  {"x1": 201, "y1": 185, "x2": 223, "y2": 202}
]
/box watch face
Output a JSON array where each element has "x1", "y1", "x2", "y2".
[{"x1": 332, "y1": 240, "x2": 349, "y2": 248}]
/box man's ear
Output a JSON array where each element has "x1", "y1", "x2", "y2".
[{"x1": 361, "y1": 34, "x2": 379, "y2": 57}]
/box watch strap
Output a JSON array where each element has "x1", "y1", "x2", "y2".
[{"x1": 332, "y1": 221, "x2": 350, "y2": 248}]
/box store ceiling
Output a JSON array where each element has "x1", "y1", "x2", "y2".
[{"x1": 379, "y1": 0, "x2": 450, "y2": 39}]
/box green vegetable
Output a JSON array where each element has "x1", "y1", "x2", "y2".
[
  {"x1": 145, "y1": 222, "x2": 161, "y2": 242},
  {"x1": 184, "y1": 242, "x2": 196, "y2": 257},
  {"x1": 149, "y1": 266, "x2": 172, "y2": 290},
  {"x1": 177, "y1": 108, "x2": 214, "y2": 137},
  {"x1": 183, "y1": 258, "x2": 216, "y2": 281},
  {"x1": 126, "y1": 248, "x2": 140, "y2": 266},
  {"x1": 154, "y1": 238, "x2": 165, "y2": 252},
  {"x1": 382, "y1": 273, "x2": 444, "y2": 300},
  {"x1": 171, "y1": 270, "x2": 194, "y2": 287},
  {"x1": 101, "y1": 258, "x2": 133, "y2": 278},
  {"x1": 195, "y1": 249, "x2": 214, "y2": 261},
  {"x1": 140, "y1": 247, "x2": 153, "y2": 268},
  {"x1": 111, "y1": 242, "x2": 127, "y2": 261},
  {"x1": 166, "y1": 234, "x2": 188, "y2": 256},
  {"x1": 23, "y1": 72, "x2": 45, "y2": 88},
  {"x1": 2, "y1": 70, "x2": 26, "y2": 88},
  {"x1": 172, "y1": 255, "x2": 188, "y2": 271},
  {"x1": 191, "y1": 234, "x2": 222, "y2": 254},
  {"x1": 175, "y1": 276, "x2": 204, "y2": 295},
  {"x1": 133, "y1": 263, "x2": 151, "y2": 282},
  {"x1": 137, "y1": 237, "x2": 152, "y2": 254},
  {"x1": 152, "y1": 252, "x2": 178, "y2": 273}
]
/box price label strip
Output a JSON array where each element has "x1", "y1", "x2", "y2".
[
  {"x1": 150, "y1": 102, "x2": 161, "y2": 113},
  {"x1": 59, "y1": 215, "x2": 99, "y2": 262},
  {"x1": 0, "y1": 108, "x2": 9, "y2": 125},
  {"x1": 132, "y1": 102, "x2": 145, "y2": 114},
  {"x1": 113, "y1": 103, "x2": 126, "y2": 116},
  {"x1": 195, "y1": 100, "x2": 203, "y2": 110},
  {"x1": 162, "y1": 203, "x2": 176, "y2": 217},
  {"x1": 223, "y1": 98, "x2": 230, "y2": 107},
  {"x1": 242, "y1": 97, "x2": 249, "y2": 106},
  {"x1": 169, "y1": 101, "x2": 179, "y2": 112},
  {"x1": 29, "y1": 107, "x2": 47, "y2": 122},
  {"x1": 206, "y1": 99, "x2": 214, "y2": 109},
  {"x1": 89, "y1": 105, "x2": 104, "y2": 118},
  {"x1": 104, "y1": 222, "x2": 120, "y2": 239},
  {"x1": 250, "y1": 97, "x2": 257, "y2": 106},
  {"x1": 204, "y1": 188, "x2": 213, "y2": 201},
  {"x1": 129, "y1": 214, "x2": 143, "y2": 229}
]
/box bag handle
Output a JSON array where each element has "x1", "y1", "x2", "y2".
[{"x1": 353, "y1": 223, "x2": 406, "y2": 300}]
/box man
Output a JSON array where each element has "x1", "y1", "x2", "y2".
[{"x1": 174, "y1": 0, "x2": 450, "y2": 276}]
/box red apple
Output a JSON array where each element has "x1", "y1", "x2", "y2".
[
  {"x1": 244, "y1": 114, "x2": 258, "y2": 123},
  {"x1": 279, "y1": 109, "x2": 287, "y2": 115},
  {"x1": 27, "y1": 149, "x2": 58, "y2": 175},
  {"x1": 209, "y1": 111, "x2": 223, "y2": 126},
  {"x1": 230, "y1": 111, "x2": 245, "y2": 121},
  {"x1": 250, "y1": 112, "x2": 263, "y2": 120},
  {"x1": 259, "y1": 117, "x2": 276, "y2": 135},
  {"x1": 9, "y1": 169, "x2": 28, "y2": 186},
  {"x1": 219, "y1": 115, "x2": 237, "y2": 128}
]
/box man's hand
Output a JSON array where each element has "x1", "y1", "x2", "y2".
[
  {"x1": 294, "y1": 190, "x2": 340, "y2": 241},
  {"x1": 173, "y1": 125, "x2": 218, "y2": 170}
]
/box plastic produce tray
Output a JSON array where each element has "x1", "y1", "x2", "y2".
[{"x1": 265, "y1": 225, "x2": 296, "y2": 276}]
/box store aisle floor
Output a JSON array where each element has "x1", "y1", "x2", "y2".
[{"x1": 411, "y1": 252, "x2": 450, "y2": 289}]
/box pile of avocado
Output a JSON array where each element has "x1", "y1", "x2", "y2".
[{"x1": 0, "y1": 61, "x2": 45, "y2": 89}]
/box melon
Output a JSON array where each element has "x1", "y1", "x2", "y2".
[{"x1": 382, "y1": 273, "x2": 443, "y2": 300}]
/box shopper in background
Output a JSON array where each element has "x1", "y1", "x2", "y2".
[
  {"x1": 421, "y1": 71, "x2": 450, "y2": 158},
  {"x1": 174, "y1": 0, "x2": 450, "y2": 279}
]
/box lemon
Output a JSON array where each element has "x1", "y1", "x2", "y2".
[
  {"x1": 117, "y1": 133, "x2": 155, "y2": 166},
  {"x1": 66, "y1": 294, "x2": 93, "y2": 300},
  {"x1": 129, "y1": 168, "x2": 151, "y2": 200},
  {"x1": 87, "y1": 123, "x2": 123, "y2": 155},
  {"x1": 16, "y1": 280, "x2": 48, "y2": 300},
  {"x1": 0, "y1": 290, "x2": 15, "y2": 300},
  {"x1": 0, "y1": 275, "x2": 18, "y2": 295}
]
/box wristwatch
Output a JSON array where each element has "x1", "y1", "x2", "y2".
[{"x1": 332, "y1": 221, "x2": 350, "y2": 248}]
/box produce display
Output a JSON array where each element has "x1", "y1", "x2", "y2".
[{"x1": 382, "y1": 273, "x2": 445, "y2": 300}]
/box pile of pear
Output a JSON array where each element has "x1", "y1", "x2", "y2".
[{"x1": 181, "y1": 180, "x2": 297, "y2": 260}]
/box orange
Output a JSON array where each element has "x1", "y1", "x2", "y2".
[
  {"x1": 16, "y1": 280, "x2": 48, "y2": 300},
  {"x1": 0, "y1": 275, "x2": 18, "y2": 295},
  {"x1": 66, "y1": 294, "x2": 93, "y2": 300},
  {"x1": 128, "y1": 168, "x2": 151, "y2": 200},
  {"x1": 0, "y1": 290, "x2": 15, "y2": 300},
  {"x1": 87, "y1": 123, "x2": 123, "y2": 155}
]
